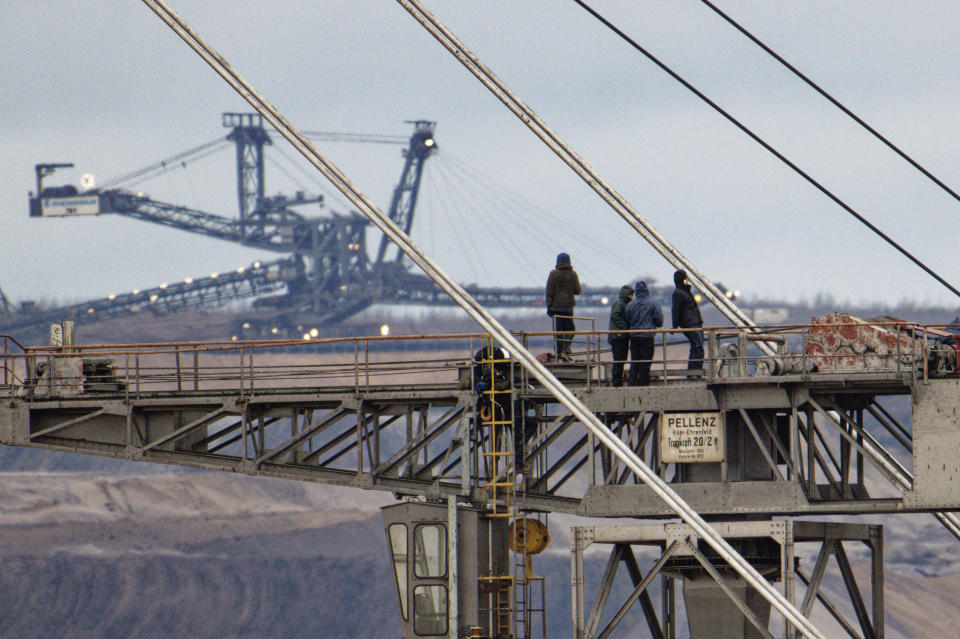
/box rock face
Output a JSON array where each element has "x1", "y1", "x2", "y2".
[
  {"x1": 1, "y1": 448, "x2": 960, "y2": 638},
  {"x1": 0, "y1": 554, "x2": 396, "y2": 639}
]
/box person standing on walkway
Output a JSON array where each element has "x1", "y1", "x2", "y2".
[
  {"x1": 607, "y1": 285, "x2": 633, "y2": 386},
  {"x1": 545, "y1": 252, "x2": 581, "y2": 361},
  {"x1": 625, "y1": 280, "x2": 663, "y2": 386},
  {"x1": 671, "y1": 269, "x2": 704, "y2": 372}
]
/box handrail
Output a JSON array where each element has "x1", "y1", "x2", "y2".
[
  {"x1": 0, "y1": 334, "x2": 29, "y2": 353},
  {"x1": 11, "y1": 318, "x2": 949, "y2": 355},
  {"x1": 4, "y1": 318, "x2": 944, "y2": 399}
]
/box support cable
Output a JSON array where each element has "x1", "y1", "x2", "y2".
[
  {"x1": 437, "y1": 151, "x2": 625, "y2": 278},
  {"x1": 139, "y1": 1, "x2": 825, "y2": 636},
  {"x1": 270, "y1": 144, "x2": 354, "y2": 211},
  {"x1": 572, "y1": 0, "x2": 960, "y2": 300},
  {"x1": 392, "y1": 1, "x2": 774, "y2": 358},
  {"x1": 99, "y1": 136, "x2": 229, "y2": 189},
  {"x1": 699, "y1": 0, "x2": 960, "y2": 207},
  {"x1": 300, "y1": 131, "x2": 407, "y2": 145},
  {"x1": 577, "y1": 0, "x2": 960, "y2": 542}
]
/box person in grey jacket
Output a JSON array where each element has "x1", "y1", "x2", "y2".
[
  {"x1": 607, "y1": 285, "x2": 633, "y2": 386},
  {"x1": 545, "y1": 252, "x2": 581, "y2": 361},
  {"x1": 671, "y1": 269, "x2": 704, "y2": 371},
  {"x1": 625, "y1": 281, "x2": 663, "y2": 386}
]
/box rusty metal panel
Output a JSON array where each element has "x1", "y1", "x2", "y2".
[
  {"x1": 907, "y1": 379, "x2": 960, "y2": 509},
  {"x1": 40, "y1": 357, "x2": 84, "y2": 396},
  {"x1": 806, "y1": 313, "x2": 919, "y2": 371}
]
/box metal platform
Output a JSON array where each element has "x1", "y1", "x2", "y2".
[{"x1": 1, "y1": 323, "x2": 955, "y2": 524}]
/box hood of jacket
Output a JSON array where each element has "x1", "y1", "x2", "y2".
[
  {"x1": 673, "y1": 269, "x2": 689, "y2": 290},
  {"x1": 618, "y1": 285, "x2": 633, "y2": 303},
  {"x1": 634, "y1": 281, "x2": 649, "y2": 300}
]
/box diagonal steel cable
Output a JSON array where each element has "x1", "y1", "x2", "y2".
[
  {"x1": 572, "y1": 0, "x2": 960, "y2": 301},
  {"x1": 139, "y1": 1, "x2": 825, "y2": 636},
  {"x1": 394, "y1": 1, "x2": 777, "y2": 357},
  {"x1": 699, "y1": 0, "x2": 960, "y2": 207}
]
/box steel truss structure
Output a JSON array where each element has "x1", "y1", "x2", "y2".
[
  {"x1": 3, "y1": 317, "x2": 956, "y2": 637},
  {"x1": 7, "y1": 2, "x2": 958, "y2": 636},
  {"x1": 572, "y1": 521, "x2": 883, "y2": 639},
  {"x1": 1, "y1": 324, "x2": 955, "y2": 523}
]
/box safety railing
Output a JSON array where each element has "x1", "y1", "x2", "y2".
[
  {"x1": 537, "y1": 318, "x2": 944, "y2": 386},
  {"x1": 0, "y1": 319, "x2": 951, "y2": 399},
  {"x1": 4, "y1": 333, "x2": 480, "y2": 399},
  {"x1": 0, "y1": 334, "x2": 29, "y2": 388}
]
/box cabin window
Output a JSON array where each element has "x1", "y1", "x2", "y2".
[
  {"x1": 413, "y1": 523, "x2": 446, "y2": 578},
  {"x1": 388, "y1": 523, "x2": 408, "y2": 619},
  {"x1": 413, "y1": 584, "x2": 448, "y2": 636}
]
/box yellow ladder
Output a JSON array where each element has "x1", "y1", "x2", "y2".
[
  {"x1": 479, "y1": 338, "x2": 516, "y2": 519},
  {"x1": 479, "y1": 576, "x2": 515, "y2": 639}
]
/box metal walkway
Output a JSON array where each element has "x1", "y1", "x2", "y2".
[{"x1": 1, "y1": 322, "x2": 951, "y2": 521}]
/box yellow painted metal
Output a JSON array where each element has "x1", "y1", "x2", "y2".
[{"x1": 508, "y1": 518, "x2": 550, "y2": 555}]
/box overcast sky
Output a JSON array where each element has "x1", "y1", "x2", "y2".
[{"x1": 4, "y1": 1, "x2": 960, "y2": 310}]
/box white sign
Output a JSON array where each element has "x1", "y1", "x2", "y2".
[
  {"x1": 660, "y1": 412, "x2": 725, "y2": 463},
  {"x1": 40, "y1": 195, "x2": 100, "y2": 217}
]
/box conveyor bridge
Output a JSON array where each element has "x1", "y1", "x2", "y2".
[{"x1": 2, "y1": 321, "x2": 956, "y2": 523}]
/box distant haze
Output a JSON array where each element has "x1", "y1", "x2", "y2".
[{"x1": 3, "y1": 2, "x2": 960, "y2": 312}]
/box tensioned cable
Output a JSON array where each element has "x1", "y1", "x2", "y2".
[
  {"x1": 433, "y1": 168, "x2": 530, "y2": 279},
  {"x1": 572, "y1": 0, "x2": 960, "y2": 300},
  {"x1": 300, "y1": 131, "x2": 407, "y2": 144},
  {"x1": 431, "y1": 158, "x2": 607, "y2": 282},
  {"x1": 265, "y1": 155, "x2": 308, "y2": 192},
  {"x1": 427, "y1": 159, "x2": 546, "y2": 282},
  {"x1": 141, "y1": 2, "x2": 821, "y2": 635},
  {"x1": 425, "y1": 161, "x2": 492, "y2": 281},
  {"x1": 397, "y1": 3, "x2": 785, "y2": 349},
  {"x1": 699, "y1": 0, "x2": 960, "y2": 207},
  {"x1": 438, "y1": 152, "x2": 627, "y2": 280},
  {"x1": 99, "y1": 136, "x2": 229, "y2": 189},
  {"x1": 270, "y1": 145, "x2": 354, "y2": 212}
]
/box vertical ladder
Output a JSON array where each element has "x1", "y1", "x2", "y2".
[
  {"x1": 478, "y1": 338, "x2": 517, "y2": 638},
  {"x1": 514, "y1": 534, "x2": 530, "y2": 639},
  {"x1": 478, "y1": 575, "x2": 515, "y2": 639},
  {"x1": 479, "y1": 338, "x2": 516, "y2": 519},
  {"x1": 477, "y1": 339, "x2": 549, "y2": 639}
]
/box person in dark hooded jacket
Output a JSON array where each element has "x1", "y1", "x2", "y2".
[
  {"x1": 545, "y1": 252, "x2": 581, "y2": 360},
  {"x1": 607, "y1": 285, "x2": 633, "y2": 386},
  {"x1": 671, "y1": 269, "x2": 704, "y2": 371},
  {"x1": 625, "y1": 281, "x2": 663, "y2": 386}
]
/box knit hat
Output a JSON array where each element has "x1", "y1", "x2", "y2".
[
  {"x1": 674, "y1": 270, "x2": 688, "y2": 288},
  {"x1": 556, "y1": 252, "x2": 571, "y2": 266}
]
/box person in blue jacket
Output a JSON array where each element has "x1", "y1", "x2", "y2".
[
  {"x1": 607, "y1": 285, "x2": 634, "y2": 387},
  {"x1": 625, "y1": 281, "x2": 663, "y2": 386}
]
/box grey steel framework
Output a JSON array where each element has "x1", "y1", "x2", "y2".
[
  {"x1": 2, "y1": 323, "x2": 948, "y2": 514},
  {"x1": 4, "y1": 2, "x2": 953, "y2": 637},
  {"x1": 571, "y1": 521, "x2": 883, "y2": 639},
  {"x1": 0, "y1": 322, "x2": 943, "y2": 636},
  {"x1": 17, "y1": 114, "x2": 679, "y2": 340},
  {"x1": 16, "y1": 117, "x2": 436, "y2": 338},
  {"x1": 131, "y1": 14, "x2": 821, "y2": 632}
]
